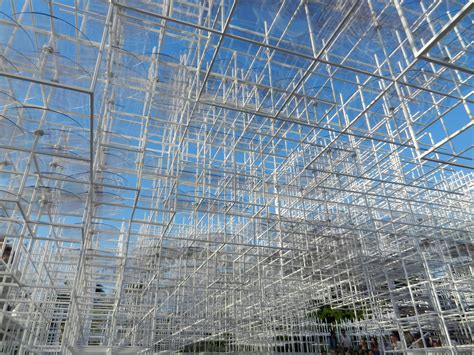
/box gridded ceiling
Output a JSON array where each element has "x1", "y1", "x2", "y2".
[{"x1": 0, "y1": 0, "x2": 473, "y2": 353}]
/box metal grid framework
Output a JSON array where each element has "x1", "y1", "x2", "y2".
[{"x1": 0, "y1": 0, "x2": 473, "y2": 353}]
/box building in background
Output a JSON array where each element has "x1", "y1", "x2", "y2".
[{"x1": 0, "y1": 0, "x2": 472, "y2": 353}]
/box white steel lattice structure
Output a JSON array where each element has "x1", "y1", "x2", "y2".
[{"x1": 0, "y1": 0, "x2": 473, "y2": 353}]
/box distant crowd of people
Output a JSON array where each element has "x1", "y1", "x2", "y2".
[
  {"x1": 326, "y1": 329, "x2": 442, "y2": 354},
  {"x1": 328, "y1": 329, "x2": 381, "y2": 355}
]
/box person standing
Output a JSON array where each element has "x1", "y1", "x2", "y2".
[
  {"x1": 369, "y1": 337, "x2": 380, "y2": 355},
  {"x1": 359, "y1": 337, "x2": 369, "y2": 354},
  {"x1": 340, "y1": 329, "x2": 352, "y2": 354},
  {"x1": 329, "y1": 329, "x2": 338, "y2": 355},
  {"x1": 390, "y1": 332, "x2": 403, "y2": 354}
]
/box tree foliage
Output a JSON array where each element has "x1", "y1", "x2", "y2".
[{"x1": 307, "y1": 305, "x2": 364, "y2": 323}]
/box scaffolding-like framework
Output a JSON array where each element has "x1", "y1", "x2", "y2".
[{"x1": 0, "y1": 0, "x2": 473, "y2": 353}]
